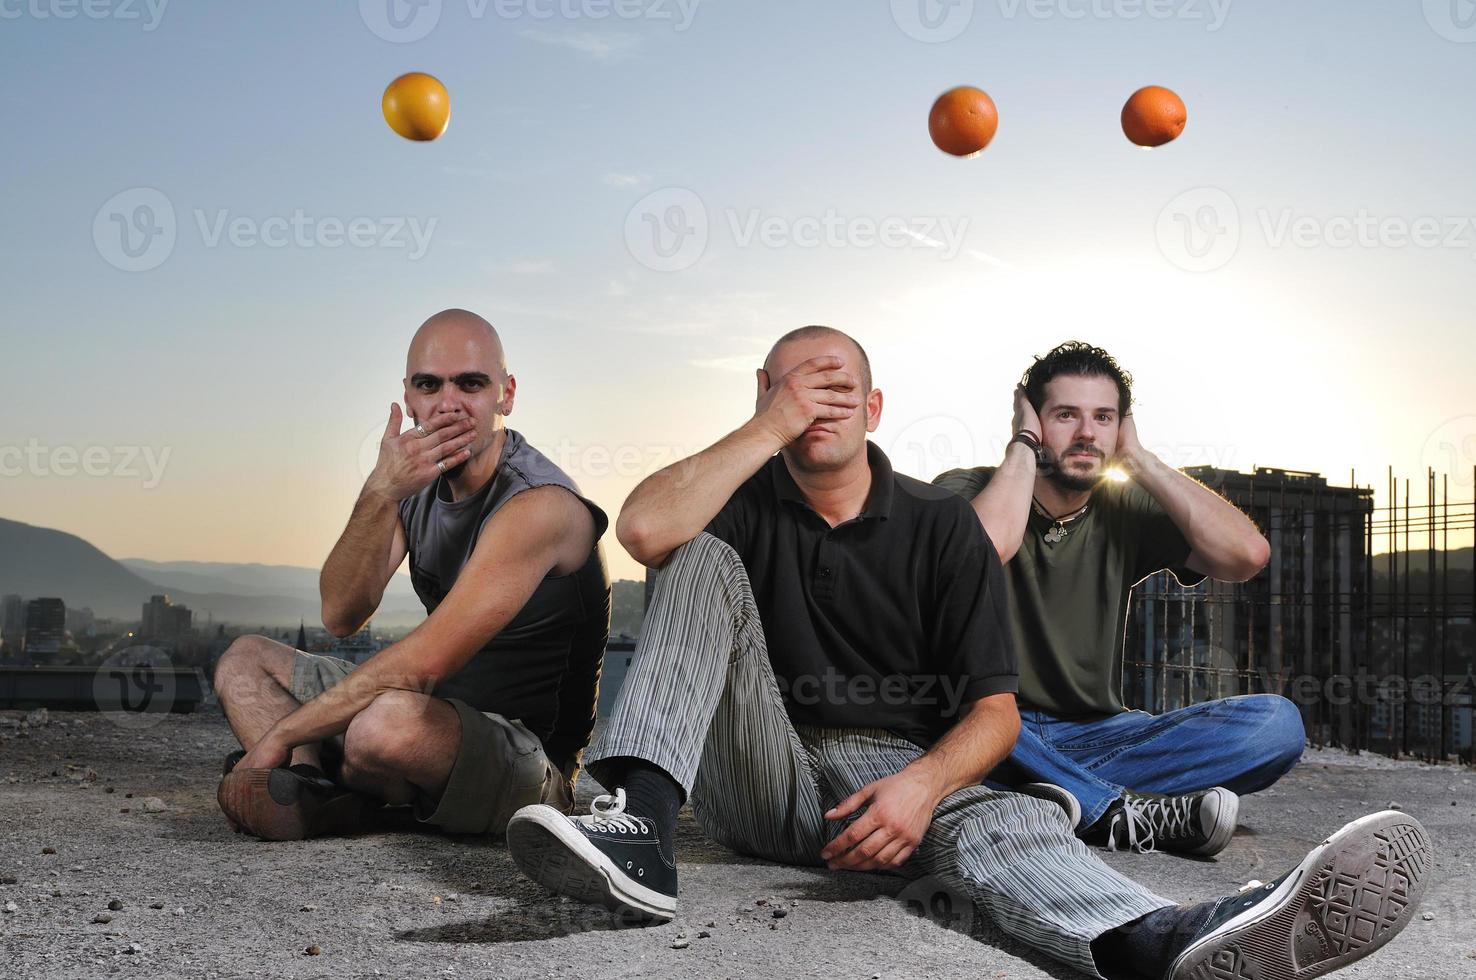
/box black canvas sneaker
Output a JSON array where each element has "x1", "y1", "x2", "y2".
[
  {"x1": 1088, "y1": 787, "x2": 1239, "y2": 856},
  {"x1": 1166, "y1": 810, "x2": 1431, "y2": 979},
  {"x1": 506, "y1": 787, "x2": 678, "y2": 923}
]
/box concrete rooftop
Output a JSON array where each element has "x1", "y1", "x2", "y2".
[{"x1": 2, "y1": 709, "x2": 1474, "y2": 979}]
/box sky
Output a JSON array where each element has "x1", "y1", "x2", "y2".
[{"x1": 2, "y1": 0, "x2": 1475, "y2": 584}]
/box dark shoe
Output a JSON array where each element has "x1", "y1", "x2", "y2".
[
  {"x1": 1019, "y1": 782, "x2": 1083, "y2": 829},
  {"x1": 222, "y1": 749, "x2": 245, "y2": 776},
  {"x1": 506, "y1": 787, "x2": 677, "y2": 923},
  {"x1": 217, "y1": 766, "x2": 380, "y2": 841},
  {"x1": 1167, "y1": 810, "x2": 1431, "y2": 979},
  {"x1": 538, "y1": 760, "x2": 577, "y2": 816},
  {"x1": 1086, "y1": 787, "x2": 1238, "y2": 856}
]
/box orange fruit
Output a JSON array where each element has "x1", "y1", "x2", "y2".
[
  {"x1": 1121, "y1": 85, "x2": 1186, "y2": 147},
  {"x1": 929, "y1": 86, "x2": 999, "y2": 157},
  {"x1": 382, "y1": 72, "x2": 450, "y2": 141}
]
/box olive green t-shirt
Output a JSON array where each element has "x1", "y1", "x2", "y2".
[{"x1": 932, "y1": 467, "x2": 1204, "y2": 718}]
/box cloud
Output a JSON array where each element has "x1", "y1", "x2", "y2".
[
  {"x1": 602, "y1": 173, "x2": 651, "y2": 189},
  {"x1": 687, "y1": 353, "x2": 763, "y2": 373},
  {"x1": 896, "y1": 227, "x2": 1013, "y2": 270},
  {"x1": 964, "y1": 248, "x2": 1013, "y2": 270},
  {"x1": 520, "y1": 29, "x2": 641, "y2": 61}
]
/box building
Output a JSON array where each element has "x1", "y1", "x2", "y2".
[
  {"x1": 2, "y1": 594, "x2": 25, "y2": 657},
  {"x1": 597, "y1": 637, "x2": 637, "y2": 716},
  {"x1": 1123, "y1": 467, "x2": 1375, "y2": 748},
  {"x1": 1449, "y1": 668, "x2": 1475, "y2": 760},
  {"x1": 332, "y1": 624, "x2": 380, "y2": 665},
  {"x1": 141, "y1": 595, "x2": 193, "y2": 643},
  {"x1": 23, "y1": 598, "x2": 67, "y2": 661},
  {"x1": 66, "y1": 606, "x2": 96, "y2": 637}
]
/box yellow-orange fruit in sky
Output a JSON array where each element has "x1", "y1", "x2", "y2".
[
  {"x1": 1121, "y1": 86, "x2": 1186, "y2": 147},
  {"x1": 928, "y1": 86, "x2": 999, "y2": 157},
  {"x1": 382, "y1": 72, "x2": 450, "y2": 141}
]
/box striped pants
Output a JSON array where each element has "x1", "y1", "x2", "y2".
[{"x1": 586, "y1": 533, "x2": 1172, "y2": 977}]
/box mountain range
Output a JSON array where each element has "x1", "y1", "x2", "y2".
[
  {"x1": 5, "y1": 515, "x2": 1460, "y2": 634},
  {"x1": 0, "y1": 517, "x2": 425, "y2": 628},
  {"x1": 1, "y1": 516, "x2": 648, "y2": 632}
]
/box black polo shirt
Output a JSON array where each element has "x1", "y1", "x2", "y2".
[{"x1": 704, "y1": 442, "x2": 1017, "y2": 748}]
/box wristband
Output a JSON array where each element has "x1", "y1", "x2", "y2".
[{"x1": 1010, "y1": 430, "x2": 1043, "y2": 463}]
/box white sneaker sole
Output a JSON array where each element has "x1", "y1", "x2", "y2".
[
  {"x1": 1168, "y1": 810, "x2": 1432, "y2": 979},
  {"x1": 1020, "y1": 783, "x2": 1084, "y2": 830},
  {"x1": 506, "y1": 804, "x2": 676, "y2": 923}
]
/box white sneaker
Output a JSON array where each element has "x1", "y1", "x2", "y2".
[
  {"x1": 1018, "y1": 782, "x2": 1083, "y2": 829},
  {"x1": 1089, "y1": 787, "x2": 1239, "y2": 856},
  {"x1": 506, "y1": 788, "x2": 678, "y2": 923}
]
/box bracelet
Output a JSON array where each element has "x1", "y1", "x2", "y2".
[{"x1": 1009, "y1": 430, "x2": 1043, "y2": 463}]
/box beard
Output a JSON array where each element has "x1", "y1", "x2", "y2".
[
  {"x1": 784, "y1": 428, "x2": 862, "y2": 474},
  {"x1": 1042, "y1": 444, "x2": 1106, "y2": 493}
]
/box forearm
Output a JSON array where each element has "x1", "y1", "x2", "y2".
[
  {"x1": 320, "y1": 488, "x2": 399, "y2": 634},
  {"x1": 269, "y1": 638, "x2": 433, "y2": 749},
  {"x1": 1127, "y1": 450, "x2": 1269, "y2": 579},
  {"x1": 617, "y1": 418, "x2": 784, "y2": 565},
  {"x1": 271, "y1": 489, "x2": 582, "y2": 756},
  {"x1": 971, "y1": 441, "x2": 1037, "y2": 563},
  {"x1": 909, "y1": 695, "x2": 1021, "y2": 800}
]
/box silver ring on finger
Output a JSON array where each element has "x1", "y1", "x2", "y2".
[
  {"x1": 436, "y1": 459, "x2": 446, "y2": 473},
  {"x1": 415, "y1": 423, "x2": 429, "y2": 437}
]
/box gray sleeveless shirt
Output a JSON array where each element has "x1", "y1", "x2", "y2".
[{"x1": 398, "y1": 429, "x2": 610, "y2": 769}]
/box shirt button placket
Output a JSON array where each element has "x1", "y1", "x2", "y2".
[{"x1": 816, "y1": 536, "x2": 835, "y2": 597}]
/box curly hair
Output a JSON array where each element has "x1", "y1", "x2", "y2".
[{"x1": 1021, "y1": 341, "x2": 1133, "y2": 415}]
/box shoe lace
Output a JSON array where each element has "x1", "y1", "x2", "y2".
[
  {"x1": 587, "y1": 787, "x2": 651, "y2": 835},
  {"x1": 1109, "y1": 793, "x2": 1199, "y2": 854},
  {"x1": 1141, "y1": 793, "x2": 1196, "y2": 838},
  {"x1": 1106, "y1": 799, "x2": 1155, "y2": 854}
]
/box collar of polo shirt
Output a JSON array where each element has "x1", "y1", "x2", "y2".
[{"x1": 770, "y1": 440, "x2": 896, "y2": 521}]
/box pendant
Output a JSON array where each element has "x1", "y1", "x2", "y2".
[{"x1": 1045, "y1": 524, "x2": 1066, "y2": 544}]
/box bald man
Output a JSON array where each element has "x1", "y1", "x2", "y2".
[
  {"x1": 503, "y1": 326, "x2": 1430, "y2": 980},
  {"x1": 213, "y1": 309, "x2": 611, "y2": 840}
]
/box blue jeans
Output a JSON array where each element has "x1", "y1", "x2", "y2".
[{"x1": 989, "y1": 694, "x2": 1306, "y2": 829}]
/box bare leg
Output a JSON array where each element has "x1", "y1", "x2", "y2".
[
  {"x1": 339, "y1": 690, "x2": 460, "y2": 806},
  {"x1": 214, "y1": 635, "x2": 322, "y2": 771}
]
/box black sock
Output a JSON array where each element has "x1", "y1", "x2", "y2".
[
  {"x1": 1091, "y1": 902, "x2": 1216, "y2": 979},
  {"x1": 604, "y1": 757, "x2": 683, "y2": 865}
]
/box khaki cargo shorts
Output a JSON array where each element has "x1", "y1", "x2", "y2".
[{"x1": 290, "y1": 651, "x2": 575, "y2": 834}]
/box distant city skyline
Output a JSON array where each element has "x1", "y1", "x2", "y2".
[{"x1": 2, "y1": 2, "x2": 1474, "y2": 583}]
